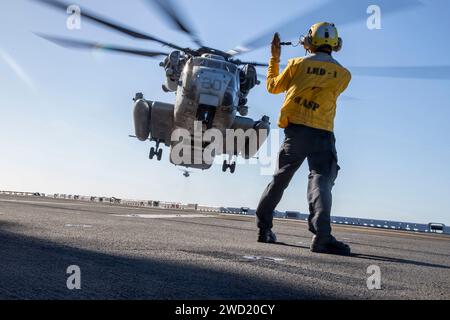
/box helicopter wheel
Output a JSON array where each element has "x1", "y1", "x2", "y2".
[
  {"x1": 222, "y1": 160, "x2": 228, "y2": 173},
  {"x1": 222, "y1": 160, "x2": 236, "y2": 174},
  {"x1": 157, "y1": 149, "x2": 163, "y2": 161},
  {"x1": 230, "y1": 162, "x2": 236, "y2": 174},
  {"x1": 149, "y1": 147, "x2": 156, "y2": 160}
]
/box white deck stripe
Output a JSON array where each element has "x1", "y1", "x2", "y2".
[
  {"x1": 115, "y1": 214, "x2": 216, "y2": 219},
  {"x1": 0, "y1": 199, "x2": 95, "y2": 207}
]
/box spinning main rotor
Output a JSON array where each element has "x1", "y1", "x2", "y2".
[
  {"x1": 32, "y1": 0, "x2": 450, "y2": 80},
  {"x1": 32, "y1": 0, "x2": 269, "y2": 68}
]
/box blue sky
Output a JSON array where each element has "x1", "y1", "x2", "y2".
[{"x1": 1, "y1": 0, "x2": 449, "y2": 225}]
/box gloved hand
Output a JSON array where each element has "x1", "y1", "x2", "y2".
[{"x1": 271, "y1": 32, "x2": 281, "y2": 62}]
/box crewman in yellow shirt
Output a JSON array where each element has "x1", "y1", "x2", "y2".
[{"x1": 256, "y1": 22, "x2": 352, "y2": 256}]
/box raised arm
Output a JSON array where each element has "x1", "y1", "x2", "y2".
[{"x1": 266, "y1": 33, "x2": 295, "y2": 94}]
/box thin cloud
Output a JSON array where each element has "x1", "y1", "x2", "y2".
[{"x1": 0, "y1": 48, "x2": 37, "y2": 93}]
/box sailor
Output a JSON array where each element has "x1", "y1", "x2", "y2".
[{"x1": 256, "y1": 23, "x2": 352, "y2": 256}]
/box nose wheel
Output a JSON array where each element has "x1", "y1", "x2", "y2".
[
  {"x1": 149, "y1": 141, "x2": 163, "y2": 161},
  {"x1": 222, "y1": 157, "x2": 236, "y2": 174}
]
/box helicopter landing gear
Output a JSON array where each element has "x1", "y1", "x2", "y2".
[
  {"x1": 149, "y1": 141, "x2": 163, "y2": 161},
  {"x1": 222, "y1": 156, "x2": 236, "y2": 174}
]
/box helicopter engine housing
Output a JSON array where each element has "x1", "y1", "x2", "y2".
[
  {"x1": 133, "y1": 98, "x2": 174, "y2": 146},
  {"x1": 150, "y1": 101, "x2": 174, "y2": 146},
  {"x1": 133, "y1": 98, "x2": 151, "y2": 141},
  {"x1": 161, "y1": 51, "x2": 184, "y2": 92}
]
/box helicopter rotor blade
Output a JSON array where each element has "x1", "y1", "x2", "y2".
[
  {"x1": 231, "y1": 60, "x2": 269, "y2": 67},
  {"x1": 36, "y1": 33, "x2": 169, "y2": 59},
  {"x1": 243, "y1": 62, "x2": 269, "y2": 67},
  {"x1": 350, "y1": 66, "x2": 450, "y2": 80},
  {"x1": 228, "y1": 0, "x2": 421, "y2": 56},
  {"x1": 338, "y1": 95, "x2": 360, "y2": 102},
  {"x1": 258, "y1": 64, "x2": 450, "y2": 80},
  {"x1": 256, "y1": 73, "x2": 267, "y2": 80},
  {"x1": 144, "y1": 0, "x2": 203, "y2": 47},
  {"x1": 31, "y1": 0, "x2": 186, "y2": 52}
]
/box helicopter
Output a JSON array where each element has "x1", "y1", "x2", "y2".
[
  {"x1": 33, "y1": 0, "x2": 272, "y2": 173},
  {"x1": 32, "y1": 0, "x2": 450, "y2": 174}
]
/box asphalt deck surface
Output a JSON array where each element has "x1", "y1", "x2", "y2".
[{"x1": 0, "y1": 195, "x2": 449, "y2": 300}]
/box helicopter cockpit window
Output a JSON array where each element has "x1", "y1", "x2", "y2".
[
  {"x1": 224, "y1": 63, "x2": 237, "y2": 74},
  {"x1": 193, "y1": 58, "x2": 219, "y2": 69},
  {"x1": 192, "y1": 58, "x2": 237, "y2": 74}
]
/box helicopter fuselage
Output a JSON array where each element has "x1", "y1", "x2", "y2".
[
  {"x1": 173, "y1": 54, "x2": 240, "y2": 134},
  {"x1": 133, "y1": 52, "x2": 270, "y2": 173}
]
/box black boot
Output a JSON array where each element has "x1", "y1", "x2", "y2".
[
  {"x1": 258, "y1": 229, "x2": 277, "y2": 244},
  {"x1": 311, "y1": 235, "x2": 351, "y2": 256}
]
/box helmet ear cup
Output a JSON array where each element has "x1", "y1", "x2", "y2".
[
  {"x1": 333, "y1": 37, "x2": 343, "y2": 52},
  {"x1": 302, "y1": 35, "x2": 314, "y2": 52}
]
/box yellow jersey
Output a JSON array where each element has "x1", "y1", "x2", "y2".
[{"x1": 267, "y1": 52, "x2": 352, "y2": 132}]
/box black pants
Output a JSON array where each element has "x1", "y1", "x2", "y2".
[{"x1": 256, "y1": 124, "x2": 340, "y2": 238}]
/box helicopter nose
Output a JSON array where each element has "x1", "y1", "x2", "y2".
[{"x1": 199, "y1": 94, "x2": 220, "y2": 107}]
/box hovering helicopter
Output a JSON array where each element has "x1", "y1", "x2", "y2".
[
  {"x1": 33, "y1": 0, "x2": 272, "y2": 173},
  {"x1": 33, "y1": 0, "x2": 450, "y2": 174}
]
